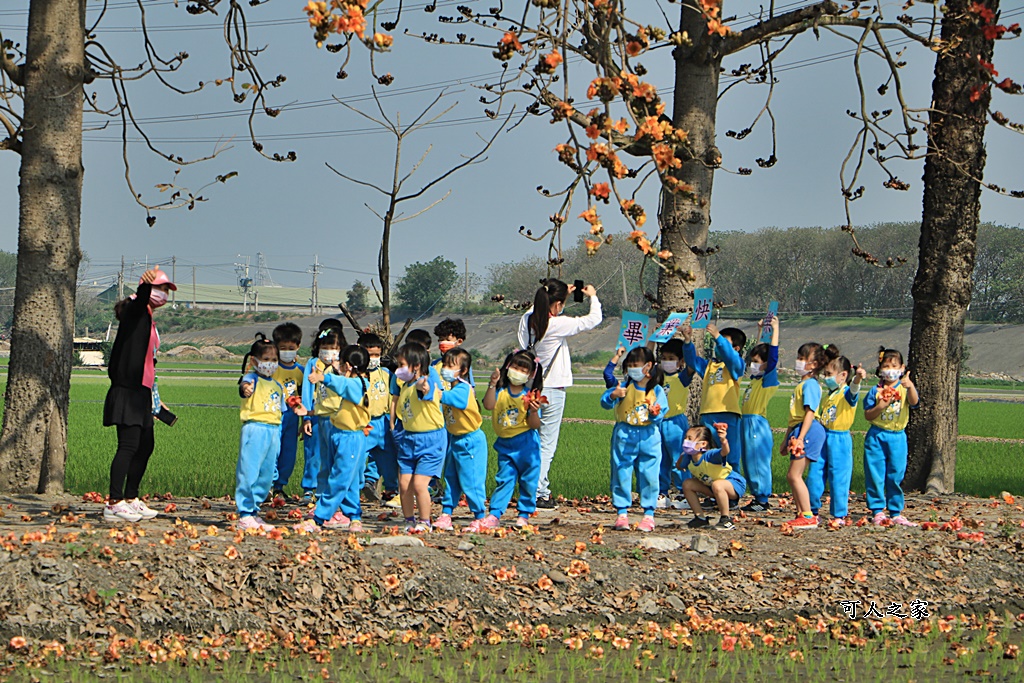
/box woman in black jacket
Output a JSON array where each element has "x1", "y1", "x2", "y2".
[{"x1": 103, "y1": 267, "x2": 175, "y2": 523}]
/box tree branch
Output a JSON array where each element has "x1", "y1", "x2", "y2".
[
  {"x1": 0, "y1": 32, "x2": 24, "y2": 86},
  {"x1": 326, "y1": 162, "x2": 389, "y2": 195}
]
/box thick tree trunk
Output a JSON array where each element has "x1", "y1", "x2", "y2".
[
  {"x1": 0, "y1": 0, "x2": 85, "y2": 493},
  {"x1": 906, "y1": 0, "x2": 997, "y2": 494}
]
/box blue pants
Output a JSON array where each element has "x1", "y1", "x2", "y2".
[
  {"x1": 301, "y1": 417, "x2": 321, "y2": 493},
  {"x1": 659, "y1": 414, "x2": 689, "y2": 495},
  {"x1": 273, "y1": 411, "x2": 300, "y2": 490},
  {"x1": 316, "y1": 418, "x2": 336, "y2": 498},
  {"x1": 810, "y1": 430, "x2": 854, "y2": 518},
  {"x1": 864, "y1": 426, "x2": 908, "y2": 515},
  {"x1": 610, "y1": 423, "x2": 661, "y2": 516},
  {"x1": 489, "y1": 430, "x2": 541, "y2": 518},
  {"x1": 441, "y1": 429, "x2": 489, "y2": 518},
  {"x1": 740, "y1": 414, "x2": 773, "y2": 503},
  {"x1": 236, "y1": 422, "x2": 280, "y2": 516},
  {"x1": 397, "y1": 428, "x2": 447, "y2": 477},
  {"x1": 314, "y1": 429, "x2": 366, "y2": 522},
  {"x1": 701, "y1": 412, "x2": 741, "y2": 468},
  {"x1": 363, "y1": 415, "x2": 399, "y2": 492}
]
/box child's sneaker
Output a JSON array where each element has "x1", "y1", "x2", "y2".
[
  {"x1": 890, "y1": 515, "x2": 918, "y2": 527},
  {"x1": 384, "y1": 493, "x2": 402, "y2": 509},
  {"x1": 253, "y1": 516, "x2": 275, "y2": 532},
  {"x1": 465, "y1": 515, "x2": 499, "y2": 533},
  {"x1": 789, "y1": 516, "x2": 819, "y2": 530},
  {"x1": 871, "y1": 511, "x2": 889, "y2": 526},
  {"x1": 410, "y1": 520, "x2": 431, "y2": 534},
  {"x1": 361, "y1": 480, "x2": 381, "y2": 503},
  {"x1": 300, "y1": 490, "x2": 315, "y2": 504},
  {"x1": 236, "y1": 515, "x2": 262, "y2": 531},
  {"x1": 670, "y1": 495, "x2": 691, "y2": 510},
  {"x1": 126, "y1": 498, "x2": 159, "y2": 520},
  {"x1": 687, "y1": 516, "x2": 710, "y2": 529},
  {"x1": 104, "y1": 500, "x2": 143, "y2": 523},
  {"x1": 514, "y1": 516, "x2": 531, "y2": 528},
  {"x1": 433, "y1": 513, "x2": 454, "y2": 531},
  {"x1": 714, "y1": 516, "x2": 736, "y2": 531},
  {"x1": 656, "y1": 494, "x2": 669, "y2": 509},
  {"x1": 348, "y1": 520, "x2": 364, "y2": 533},
  {"x1": 833, "y1": 517, "x2": 849, "y2": 527},
  {"x1": 614, "y1": 514, "x2": 630, "y2": 531},
  {"x1": 292, "y1": 519, "x2": 321, "y2": 534},
  {"x1": 638, "y1": 516, "x2": 656, "y2": 533},
  {"x1": 740, "y1": 500, "x2": 771, "y2": 514},
  {"x1": 323, "y1": 512, "x2": 351, "y2": 529},
  {"x1": 700, "y1": 497, "x2": 718, "y2": 511}
]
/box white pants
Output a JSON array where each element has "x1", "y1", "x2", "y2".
[{"x1": 536, "y1": 387, "x2": 566, "y2": 499}]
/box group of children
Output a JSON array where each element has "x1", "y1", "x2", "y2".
[
  {"x1": 234, "y1": 314, "x2": 920, "y2": 535},
  {"x1": 600, "y1": 317, "x2": 921, "y2": 531},
  {"x1": 234, "y1": 317, "x2": 550, "y2": 534}
]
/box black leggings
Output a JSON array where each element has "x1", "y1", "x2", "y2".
[{"x1": 109, "y1": 423, "x2": 155, "y2": 502}]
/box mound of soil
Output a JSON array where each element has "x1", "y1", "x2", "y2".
[
  {"x1": 164, "y1": 345, "x2": 201, "y2": 357},
  {"x1": 0, "y1": 492, "x2": 1021, "y2": 641},
  {"x1": 199, "y1": 346, "x2": 234, "y2": 360}
]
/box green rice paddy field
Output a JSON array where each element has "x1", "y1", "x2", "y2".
[{"x1": 16, "y1": 374, "x2": 1021, "y2": 500}]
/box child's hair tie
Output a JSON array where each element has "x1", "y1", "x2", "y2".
[
  {"x1": 319, "y1": 329, "x2": 330, "y2": 339},
  {"x1": 878, "y1": 350, "x2": 885, "y2": 363},
  {"x1": 822, "y1": 344, "x2": 830, "y2": 350}
]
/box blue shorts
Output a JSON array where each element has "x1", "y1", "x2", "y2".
[
  {"x1": 396, "y1": 428, "x2": 447, "y2": 478},
  {"x1": 785, "y1": 420, "x2": 825, "y2": 463}
]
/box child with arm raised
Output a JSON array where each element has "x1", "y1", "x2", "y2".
[{"x1": 678, "y1": 423, "x2": 745, "y2": 531}]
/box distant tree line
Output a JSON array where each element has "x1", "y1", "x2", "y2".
[{"x1": 485, "y1": 223, "x2": 1024, "y2": 323}]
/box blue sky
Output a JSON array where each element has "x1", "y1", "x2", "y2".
[{"x1": 1, "y1": 0, "x2": 1022, "y2": 295}]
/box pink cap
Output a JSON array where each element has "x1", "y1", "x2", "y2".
[{"x1": 140, "y1": 269, "x2": 177, "y2": 291}]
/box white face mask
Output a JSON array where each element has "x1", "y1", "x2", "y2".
[
  {"x1": 794, "y1": 359, "x2": 807, "y2": 374},
  {"x1": 255, "y1": 360, "x2": 278, "y2": 377},
  {"x1": 507, "y1": 368, "x2": 530, "y2": 386},
  {"x1": 660, "y1": 360, "x2": 678, "y2": 374},
  {"x1": 319, "y1": 349, "x2": 340, "y2": 364},
  {"x1": 880, "y1": 368, "x2": 903, "y2": 382},
  {"x1": 748, "y1": 362, "x2": 763, "y2": 377},
  {"x1": 278, "y1": 350, "x2": 298, "y2": 364},
  {"x1": 367, "y1": 357, "x2": 381, "y2": 370}
]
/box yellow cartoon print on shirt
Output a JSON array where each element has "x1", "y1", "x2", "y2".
[
  {"x1": 626, "y1": 402, "x2": 650, "y2": 426},
  {"x1": 281, "y1": 379, "x2": 298, "y2": 399},
  {"x1": 264, "y1": 390, "x2": 282, "y2": 415},
  {"x1": 708, "y1": 366, "x2": 725, "y2": 386},
  {"x1": 824, "y1": 403, "x2": 838, "y2": 425},
  {"x1": 879, "y1": 398, "x2": 902, "y2": 423},
  {"x1": 499, "y1": 406, "x2": 520, "y2": 428}
]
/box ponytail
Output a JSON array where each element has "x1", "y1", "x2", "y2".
[{"x1": 527, "y1": 278, "x2": 569, "y2": 346}]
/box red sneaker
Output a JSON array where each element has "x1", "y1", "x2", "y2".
[{"x1": 788, "y1": 516, "x2": 819, "y2": 530}]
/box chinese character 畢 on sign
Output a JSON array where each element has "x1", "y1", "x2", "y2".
[{"x1": 622, "y1": 320, "x2": 646, "y2": 345}]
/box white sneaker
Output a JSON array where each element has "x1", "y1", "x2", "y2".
[
  {"x1": 253, "y1": 515, "x2": 275, "y2": 532},
  {"x1": 670, "y1": 495, "x2": 691, "y2": 510},
  {"x1": 656, "y1": 494, "x2": 670, "y2": 509},
  {"x1": 104, "y1": 500, "x2": 142, "y2": 523},
  {"x1": 126, "y1": 498, "x2": 159, "y2": 520},
  {"x1": 236, "y1": 515, "x2": 262, "y2": 531}
]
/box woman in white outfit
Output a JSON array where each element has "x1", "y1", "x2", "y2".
[{"x1": 518, "y1": 279, "x2": 603, "y2": 507}]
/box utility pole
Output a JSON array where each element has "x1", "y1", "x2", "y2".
[
  {"x1": 620, "y1": 262, "x2": 628, "y2": 312},
  {"x1": 191, "y1": 266, "x2": 196, "y2": 308},
  {"x1": 117, "y1": 255, "x2": 125, "y2": 299},
  {"x1": 309, "y1": 254, "x2": 321, "y2": 315},
  {"x1": 464, "y1": 258, "x2": 469, "y2": 313},
  {"x1": 171, "y1": 256, "x2": 176, "y2": 305},
  {"x1": 235, "y1": 256, "x2": 253, "y2": 313}
]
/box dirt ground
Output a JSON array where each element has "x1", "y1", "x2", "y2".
[{"x1": 0, "y1": 491, "x2": 1022, "y2": 641}]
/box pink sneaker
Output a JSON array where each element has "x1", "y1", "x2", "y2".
[
  {"x1": 515, "y1": 516, "x2": 530, "y2": 528},
  {"x1": 253, "y1": 516, "x2": 275, "y2": 532},
  {"x1": 872, "y1": 512, "x2": 889, "y2": 526},
  {"x1": 638, "y1": 515, "x2": 655, "y2": 533},
  {"x1": 349, "y1": 520, "x2": 364, "y2": 533},
  {"x1": 237, "y1": 515, "x2": 262, "y2": 531},
  {"x1": 833, "y1": 517, "x2": 848, "y2": 527},
  {"x1": 614, "y1": 514, "x2": 630, "y2": 531},
  {"x1": 433, "y1": 513, "x2": 453, "y2": 531},
  {"x1": 292, "y1": 519, "x2": 321, "y2": 534},
  {"x1": 890, "y1": 515, "x2": 918, "y2": 527},
  {"x1": 323, "y1": 512, "x2": 351, "y2": 529},
  {"x1": 465, "y1": 515, "x2": 499, "y2": 533}
]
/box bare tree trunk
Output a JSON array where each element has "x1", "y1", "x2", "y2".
[
  {"x1": 906, "y1": 0, "x2": 998, "y2": 494},
  {"x1": 0, "y1": 0, "x2": 85, "y2": 493},
  {"x1": 660, "y1": 5, "x2": 721, "y2": 419}
]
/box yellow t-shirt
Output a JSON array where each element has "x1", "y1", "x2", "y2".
[
  {"x1": 867, "y1": 384, "x2": 911, "y2": 431},
  {"x1": 700, "y1": 360, "x2": 741, "y2": 415},
  {"x1": 492, "y1": 387, "x2": 532, "y2": 439},
  {"x1": 614, "y1": 383, "x2": 658, "y2": 427},
  {"x1": 366, "y1": 367, "x2": 391, "y2": 419},
  {"x1": 398, "y1": 370, "x2": 445, "y2": 433},
  {"x1": 788, "y1": 378, "x2": 822, "y2": 428},
  {"x1": 273, "y1": 362, "x2": 304, "y2": 404},
  {"x1": 312, "y1": 359, "x2": 343, "y2": 417},
  {"x1": 742, "y1": 378, "x2": 779, "y2": 418},
  {"x1": 441, "y1": 381, "x2": 484, "y2": 436},
  {"x1": 240, "y1": 374, "x2": 285, "y2": 425},
  {"x1": 331, "y1": 386, "x2": 371, "y2": 432},
  {"x1": 818, "y1": 386, "x2": 859, "y2": 432},
  {"x1": 687, "y1": 449, "x2": 733, "y2": 485},
  {"x1": 663, "y1": 373, "x2": 689, "y2": 420}
]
